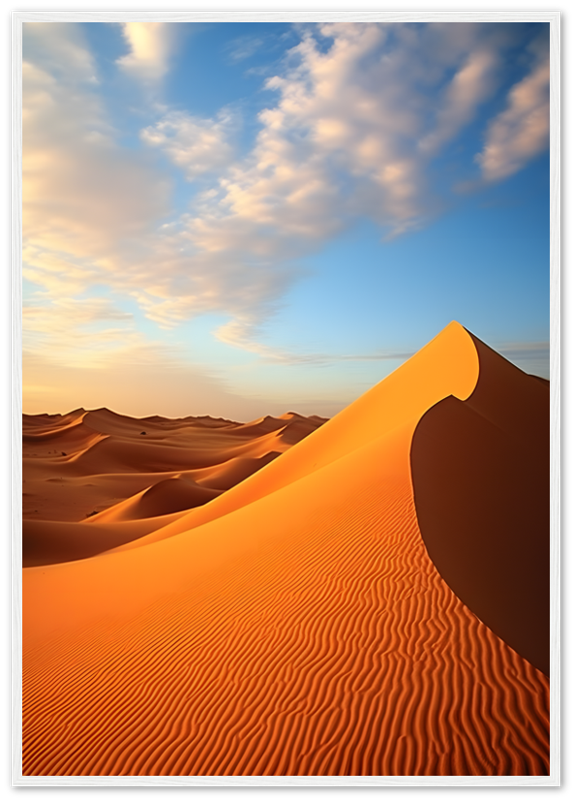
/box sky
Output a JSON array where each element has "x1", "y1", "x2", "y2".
[{"x1": 21, "y1": 19, "x2": 551, "y2": 421}]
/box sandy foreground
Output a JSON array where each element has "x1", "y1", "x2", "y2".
[{"x1": 21, "y1": 321, "x2": 550, "y2": 777}]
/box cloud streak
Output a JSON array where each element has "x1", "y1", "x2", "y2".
[
  {"x1": 476, "y1": 56, "x2": 550, "y2": 182},
  {"x1": 214, "y1": 318, "x2": 415, "y2": 366},
  {"x1": 420, "y1": 49, "x2": 499, "y2": 155}
]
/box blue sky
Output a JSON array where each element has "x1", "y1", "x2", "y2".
[{"x1": 21, "y1": 20, "x2": 551, "y2": 419}]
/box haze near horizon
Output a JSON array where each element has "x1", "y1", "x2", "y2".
[{"x1": 22, "y1": 20, "x2": 550, "y2": 421}]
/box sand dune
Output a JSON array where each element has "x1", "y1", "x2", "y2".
[
  {"x1": 22, "y1": 322, "x2": 550, "y2": 776},
  {"x1": 411, "y1": 333, "x2": 549, "y2": 676},
  {"x1": 104, "y1": 320, "x2": 480, "y2": 553},
  {"x1": 89, "y1": 477, "x2": 222, "y2": 523},
  {"x1": 22, "y1": 407, "x2": 325, "y2": 564}
]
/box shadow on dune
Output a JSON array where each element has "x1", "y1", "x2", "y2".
[
  {"x1": 22, "y1": 323, "x2": 550, "y2": 777},
  {"x1": 411, "y1": 330, "x2": 549, "y2": 676}
]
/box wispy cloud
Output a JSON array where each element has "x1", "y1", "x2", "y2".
[
  {"x1": 116, "y1": 22, "x2": 175, "y2": 81},
  {"x1": 419, "y1": 49, "x2": 499, "y2": 155},
  {"x1": 141, "y1": 110, "x2": 236, "y2": 179},
  {"x1": 21, "y1": 24, "x2": 177, "y2": 334},
  {"x1": 23, "y1": 22, "x2": 98, "y2": 83},
  {"x1": 225, "y1": 36, "x2": 265, "y2": 63},
  {"x1": 23, "y1": 45, "x2": 171, "y2": 265},
  {"x1": 23, "y1": 297, "x2": 139, "y2": 369},
  {"x1": 215, "y1": 318, "x2": 414, "y2": 366},
  {"x1": 476, "y1": 54, "x2": 550, "y2": 182},
  {"x1": 497, "y1": 341, "x2": 550, "y2": 378}
]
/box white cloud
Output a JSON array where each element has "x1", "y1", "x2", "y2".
[
  {"x1": 476, "y1": 57, "x2": 550, "y2": 182},
  {"x1": 117, "y1": 22, "x2": 175, "y2": 81},
  {"x1": 21, "y1": 28, "x2": 174, "y2": 366},
  {"x1": 23, "y1": 54, "x2": 171, "y2": 264},
  {"x1": 184, "y1": 22, "x2": 503, "y2": 249},
  {"x1": 141, "y1": 111, "x2": 235, "y2": 179}
]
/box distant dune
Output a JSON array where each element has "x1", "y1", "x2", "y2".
[
  {"x1": 22, "y1": 322, "x2": 550, "y2": 777},
  {"x1": 23, "y1": 409, "x2": 326, "y2": 566}
]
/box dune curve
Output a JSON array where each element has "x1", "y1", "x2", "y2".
[
  {"x1": 410, "y1": 331, "x2": 550, "y2": 675},
  {"x1": 23, "y1": 407, "x2": 324, "y2": 563},
  {"x1": 105, "y1": 320, "x2": 480, "y2": 554},
  {"x1": 22, "y1": 322, "x2": 550, "y2": 776}
]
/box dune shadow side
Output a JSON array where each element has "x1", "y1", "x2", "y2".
[{"x1": 410, "y1": 334, "x2": 549, "y2": 676}]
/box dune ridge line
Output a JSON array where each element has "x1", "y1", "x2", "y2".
[{"x1": 22, "y1": 322, "x2": 550, "y2": 776}]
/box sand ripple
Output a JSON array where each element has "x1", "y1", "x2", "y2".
[{"x1": 22, "y1": 323, "x2": 550, "y2": 776}]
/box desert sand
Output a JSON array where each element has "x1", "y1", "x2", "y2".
[
  {"x1": 22, "y1": 321, "x2": 550, "y2": 777},
  {"x1": 23, "y1": 409, "x2": 326, "y2": 567}
]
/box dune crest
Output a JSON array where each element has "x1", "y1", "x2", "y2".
[
  {"x1": 107, "y1": 321, "x2": 479, "y2": 553},
  {"x1": 411, "y1": 331, "x2": 550, "y2": 675},
  {"x1": 22, "y1": 322, "x2": 550, "y2": 776}
]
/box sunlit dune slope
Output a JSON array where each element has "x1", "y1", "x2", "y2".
[
  {"x1": 108, "y1": 321, "x2": 480, "y2": 552},
  {"x1": 22, "y1": 322, "x2": 550, "y2": 777}
]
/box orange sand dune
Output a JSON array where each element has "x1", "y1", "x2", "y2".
[
  {"x1": 23, "y1": 515, "x2": 186, "y2": 568},
  {"x1": 105, "y1": 320, "x2": 480, "y2": 553},
  {"x1": 22, "y1": 408, "x2": 325, "y2": 564},
  {"x1": 192, "y1": 452, "x2": 280, "y2": 491},
  {"x1": 22, "y1": 322, "x2": 550, "y2": 777},
  {"x1": 88, "y1": 477, "x2": 222, "y2": 524}
]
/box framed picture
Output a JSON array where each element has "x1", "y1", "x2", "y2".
[{"x1": 13, "y1": 7, "x2": 560, "y2": 788}]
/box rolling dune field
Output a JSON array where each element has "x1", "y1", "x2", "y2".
[{"x1": 21, "y1": 322, "x2": 550, "y2": 777}]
